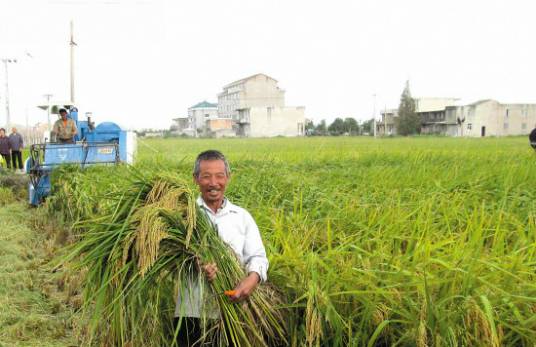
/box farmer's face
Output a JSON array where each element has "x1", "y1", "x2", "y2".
[
  {"x1": 195, "y1": 159, "x2": 229, "y2": 204},
  {"x1": 60, "y1": 112, "x2": 67, "y2": 120}
]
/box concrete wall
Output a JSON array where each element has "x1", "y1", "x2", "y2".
[
  {"x1": 241, "y1": 75, "x2": 285, "y2": 109},
  {"x1": 218, "y1": 88, "x2": 243, "y2": 119},
  {"x1": 207, "y1": 118, "x2": 233, "y2": 131},
  {"x1": 463, "y1": 100, "x2": 536, "y2": 137},
  {"x1": 246, "y1": 106, "x2": 305, "y2": 137},
  {"x1": 380, "y1": 98, "x2": 536, "y2": 137},
  {"x1": 421, "y1": 123, "x2": 458, "y2": 136},
  {"x1": 218, "y1": 74, "x2": 285, "y2": 120},
  {"x1": 188, "y1": 107, "x2": 218, "y2": 132},
  {"x1": 415, "y1": 98, "x2": 458, "y2": 112}
]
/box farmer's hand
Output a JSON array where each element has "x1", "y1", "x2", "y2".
[
  {"x1": 201, "y1": 262, "x2": 218, "y2": 282},
  {"x1": 229, "y1": 272, "x2": 260, "y2": 302}
]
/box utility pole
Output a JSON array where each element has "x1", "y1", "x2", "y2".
[
  {"x1": 43, "y1": 93, "x2": 53, "y2": 130},
  {"x1": 384, "y1": 105, "x2": 387, "y2": 135},
  {"x1": 2, "y1": 58, "x2": 17, "y2": 129},
  {"x1": 372, "y1": 93, "x2": 377, "y2": 138},
  {"x1": 70, "y1": 20, "x2": 77, "y2": 104}
]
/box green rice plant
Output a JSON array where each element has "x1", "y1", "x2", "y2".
[
  {"x1": 60, "y1": 172, "x2": 286, "y2": 346},
  {"x1": 0, "y1": 186, "x2": 14, "y2": 205},
  {"x1": 43, "y1": 136, "x2": 536, "y2": 346},
  {"x1": 46, "y1": 165, "x2": 131, "y2": 224},
  {"x1": 0, "y1": 171, "x2": 28, "y2": 201}
]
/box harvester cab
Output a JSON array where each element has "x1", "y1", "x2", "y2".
[{"x1": 26, "y1": 105, "x2": 137, "y2": 206}]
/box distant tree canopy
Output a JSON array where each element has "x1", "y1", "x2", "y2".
[
  {"x1": 307, "y1": 117, "x2": 360, "y2": 136},
  {"x1": 326, "y1": 117, "x2": 360, "y2": 135},
  {"x1": 314, "y1": 120, "x2": 328, "y2": 136},
  {"x1": 343, "y1": 118, "x2": 359, "y2": 135},
  {"x1": 395, "y1": 81, "x2": 420, "y2": 136},
  {"x1": 328, "y1": 118, "x2": 345, "y2": 135},
  {"x1": 361, "y1": 119, "x2": 374, "y2": 135}
]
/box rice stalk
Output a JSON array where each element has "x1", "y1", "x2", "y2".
[{"x1": 60, "y1": 172, "x2": 287, "y2": 347}]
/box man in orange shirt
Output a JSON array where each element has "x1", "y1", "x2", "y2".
[{"x1": 52, "y1": 108, "x2": 77, "y2": 143}]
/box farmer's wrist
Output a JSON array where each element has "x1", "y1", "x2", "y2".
[{"x1": 248, "y1": 271, "x2": 261, "y2": 283}]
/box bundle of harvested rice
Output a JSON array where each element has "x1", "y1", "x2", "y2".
[{"x1": 62, "y1": 172, "x2": 286, "y2": 346}]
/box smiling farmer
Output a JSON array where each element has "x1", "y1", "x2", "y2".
[{"x1": 174, "y1": 150, "x2": 269, "y2": 346}]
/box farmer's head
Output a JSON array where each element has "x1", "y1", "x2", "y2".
[
  {"x1": 59, "y1": 108, "x2": 68, "y2": 120},
  {"x1": 193, "y1": 150, "x2": 230, "y2": 204},
  {"x1": 0, "y1": 128, "x2": 5, "y2": 136}
]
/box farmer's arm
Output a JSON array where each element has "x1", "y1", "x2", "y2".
[
  {"x1": 71, "y1": 121, "x2": 78, "y2": 137},
  {"x1": 52, "y1": 121, "x2": 58, "y2": 134},
  {"x1": 230, "y1": 212, "x2": 268, "y2": 301}
]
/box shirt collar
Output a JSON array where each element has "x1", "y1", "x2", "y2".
[{"x1": 197, "y1": 196, "x2": 238, "y2": 215}]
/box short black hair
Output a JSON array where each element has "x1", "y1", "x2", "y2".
[
  {"x1": 59, "y1": 108, "x2": 67, "y2": 114},
  {"x1": 193, "y1": 150, "x2": 230, "y2": 178}
]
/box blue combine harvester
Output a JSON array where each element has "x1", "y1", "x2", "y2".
[{"x1": 27, "y1": 105, "x2": 136, "y2": 206}]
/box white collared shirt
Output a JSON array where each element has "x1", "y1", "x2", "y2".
[{"x1": 175, "y1": 197, "x2": 269, "y2": 317}]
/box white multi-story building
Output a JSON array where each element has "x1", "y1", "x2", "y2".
[
  {"x1": 451, "y1": 100, "x2": 536, "y2": 137},
  {"x1": 188, "y1": 101, "x2": 218, "y2": 137},
  {"x1": 218, "y1": 74, "x2": 285, "y2": 120},
  {"x1": 218, "y1": 73, "x2": 305, "y2": 137},
  {"x1": 378, "y1": 97, "x2": 459, "y2": 136},
  {"x1": 379, "y1": 98, "x2": 536, "y2": 137}
]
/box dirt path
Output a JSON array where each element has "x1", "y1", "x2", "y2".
[{"x1": 0, "y1": 202, "x2": 78, "y2": 347}]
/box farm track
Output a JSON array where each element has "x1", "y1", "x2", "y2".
[{"x1": 0, "y1": 202, "x2": 77, "y2": 347}]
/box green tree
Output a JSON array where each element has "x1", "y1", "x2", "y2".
[
  {"x1": 395, "y1": 80, "x2": 420, "y2": 136},
  {"x1": 305, "y1": 120, "x2": 315, "y2": 131},
  {"x1": 315, "y1": 119, "x2": 328, "y2": 136},
  {"x1": 328, "y1": 118, "x2": 345, "y2": 136},
  {"x1": 361, "y1": 118, "x2": 374, "y2": 135},
  {"x1": 343, "y1": 117, "x2": 359, "y2": 135}
]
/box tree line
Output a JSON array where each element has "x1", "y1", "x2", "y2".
[
  {"x1": 306, "y1": 117, "x2": 376, "y2": 136},
  {"x1": 307, "y1": 81, "x2": 420, "y2": 137}
]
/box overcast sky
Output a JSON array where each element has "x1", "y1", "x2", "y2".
[{"x1": 0, "y1": 0, "x2": 535, "y2": 130}]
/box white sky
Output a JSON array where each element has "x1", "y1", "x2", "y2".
[{"x1": 0, "y1": 0, "x2": 535, "y2": 130}]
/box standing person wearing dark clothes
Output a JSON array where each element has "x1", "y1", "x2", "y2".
[
  {"x1": 529, "y1": 127, "x2": 536, "y2": 150},
  {"x1": 0, "y1": 128, "x2": 11, "y2": 170},
  {"x1": 9, "y1": 127, "x2": 24, "y2": 172}
]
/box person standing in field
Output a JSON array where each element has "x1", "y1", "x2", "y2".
[
  {"x1": 529, "y1": 127, "x2": 536, "y2": 150},
  {"x1": 52, "y1": 108, "x2": 77, "y2": 144},
  {"x1": 9, "y1": 127, "x2": 24, "y2": 172},
  {"x1": 0, "y1": 128, "x2": 11, "y2": 170},
  {"x1": 174, "y1": 150, "x2": 269, "y2": 346}
]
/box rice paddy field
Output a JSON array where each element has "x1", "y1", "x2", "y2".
[{"x1": 1, "y1": 136, "x2": 536, "y2": 346}]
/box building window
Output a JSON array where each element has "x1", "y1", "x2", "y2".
[
  {"x1": 504, "y1": 123, "x2": 508, "y2": 130},
  {"x1": 506, "y1": 109, "x2": 509, "y2": 118},
  {"x1": 522, "y1": 123, "x2": 527, "y2": 130},
  {"x1": 467, "y1": 123, "x2": 472, "y2": 130},
  {"x1": 267, "y1": 107, "x2": 272, "y2": 121}
]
